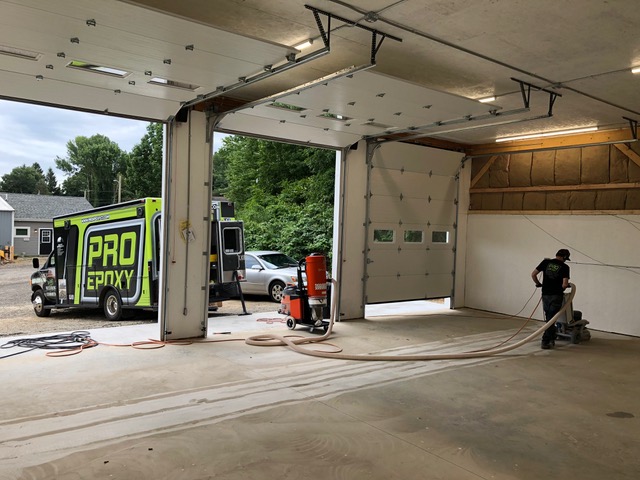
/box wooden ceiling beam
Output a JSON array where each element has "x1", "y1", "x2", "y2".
[
  {"x1": 464, "y1": 128, "x2": 634, "y2": 157},
  {"x1": 614, "y1": 143, "x2": 640, "y2": 169}
]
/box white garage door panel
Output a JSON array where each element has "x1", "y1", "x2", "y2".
[
  {"x1": 368, "y1": 196, "x2": 427, "y2": 224},
  {"x1": 219, "y1": 112, "x2": 362, "y2": 148},
  {"x1": 0, "y1": 70, "x2": 181, "y2": 121},
  {"x1": 369, "y1": 198, "x2": 455, "y2": 225},
  {"x1": 370, "y1": 169, "x2": 430, "y2": 198},
  {"x1": 426, "y1": 274, "x2": 453, "y2": 298},
  {"x1": 367, "y1": 273, "x2": 452, "y2": 303},
  {"x1": 426, "y1": 200, "x2": 456, "y2": 225},
  {"x1": 367, "y1": 249, "x2": 403, "y2": 277},
  {"x1": 366, "y1": 275, "x2": 429, "y2": 303},
  {"x1": 428, "y1": 177, "x2": 458, "y2": 201},
  {"x1": 367, "y1": 249, "x2": 430, "y2": 277},
  {"x1": 396, "y1": 250, "x2": 429, "y2": 275},
  {"x1": 365, "y1": 143, "x2": 463, "y2": 304},
  {"x1": 426, "y1": 250, "x2": 455, "y2": 273},
  {"x1": 372, "y1": 142, "x2": 464, "y2": 175}
]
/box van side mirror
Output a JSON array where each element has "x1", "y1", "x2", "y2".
[{"x1": 32, "y1": 258, "x2": 40, "y2": 269}]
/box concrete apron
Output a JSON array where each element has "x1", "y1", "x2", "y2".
[{"x1": 1, "y1": 308, "x2": 639, "y2": 480}]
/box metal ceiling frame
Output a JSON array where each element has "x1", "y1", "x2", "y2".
[{"x1": 624, "y1": 116, "x2": 639, "y2": 141}]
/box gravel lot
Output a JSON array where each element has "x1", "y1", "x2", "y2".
[{"x1": 0, "y1": 257, "x2": 278, "y2": 338}]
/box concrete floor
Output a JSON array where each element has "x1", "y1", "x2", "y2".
[{"x1": 1, "y1": 304, "x2": 639, "y2": 480}]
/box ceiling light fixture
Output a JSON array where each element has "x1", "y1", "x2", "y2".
[
  {"x1": 294, "y1": 39, "x2": 313, "y2": 50},
  {"x1": 496, "y1": 126, "x2": 598, "y2": 143},
  {"x1": 478, "y1": 96, "x2": 496, "y2": 103},
  {"x1": 632, "y1": 66, "x2": 640, "y2": 74}
]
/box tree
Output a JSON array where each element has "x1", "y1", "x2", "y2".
[
  {"x1": 45, "y1": 168, "x2": 61, "y2": 195},
  {"x1": 0, "y1": 163, "x2": 49, "y2": 194},
  {"x1": 56, "y1": 134, "x2": 128, "y2": 207},
  {"x1": 123, "y1": 123, "x2": 163, "y2": 200},
  {"x1": 214, "y1": 136, "x2": 335, "y2": 261}
]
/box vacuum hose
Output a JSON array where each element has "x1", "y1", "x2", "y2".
[{"x1": 245, "y1": 282, "x2": 576, "y2": 361}]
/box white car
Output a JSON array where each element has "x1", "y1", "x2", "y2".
[{"x1": 242, "y1": 251, "x2": 301, "y2": 302}]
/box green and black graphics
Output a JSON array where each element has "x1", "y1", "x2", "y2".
[{"x1": 81, "y1": 219, "x2": 145, "y2": 305}]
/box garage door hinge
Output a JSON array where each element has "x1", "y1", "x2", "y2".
[{"x1": 366, "y1": 258, "x2": 374, "y2": 264}]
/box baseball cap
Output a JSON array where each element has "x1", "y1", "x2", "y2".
[{"x1": 556, "y1": 248, "x2": 571, "y2": 261}]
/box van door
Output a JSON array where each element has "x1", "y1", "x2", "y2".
[{"x1": 217, "y1": 221, "x2": 245, "y2": 283}]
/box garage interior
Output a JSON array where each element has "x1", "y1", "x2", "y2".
[{"x1": 1, "y1": 0, "x2": 639, "y2": 478}]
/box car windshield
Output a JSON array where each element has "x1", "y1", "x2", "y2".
[{"x1": 259, "y1": 253, "x2": 298, "y2": 269}]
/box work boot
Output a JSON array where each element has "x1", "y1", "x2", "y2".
[{"x1": 541, "y1": 341, "x2": 551, "y2": 350}]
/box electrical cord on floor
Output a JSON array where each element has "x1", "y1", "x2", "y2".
[{"x1": 0, "y1": 331, "x2": 98, "y2": 359}]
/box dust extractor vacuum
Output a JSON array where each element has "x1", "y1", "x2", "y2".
[{"x1": 278, "y1": 253, "x2": 330, "y2": 333}]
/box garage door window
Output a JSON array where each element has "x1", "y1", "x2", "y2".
[
  {"x1": 432, "y1": 231, "x2": 449, "y2": 244},
  {"x1": 404, "y1": 230, "x2": 423, "y2": 243},
  {"x1": 373, "y1": 229, "x2": 394, "y2": 243}
]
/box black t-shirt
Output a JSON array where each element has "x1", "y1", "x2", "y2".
[{"x1": 536, "y1": 258, "x2": 570, "y2": 295}]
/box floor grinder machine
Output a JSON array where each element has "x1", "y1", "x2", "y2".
[
  {"x1": 555, "y1": 292, "x2": 591, "y2": 344},
  {"x1": 278, "y1": 253, "x2": 330, "y2": 333}
]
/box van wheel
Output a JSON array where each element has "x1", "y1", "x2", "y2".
[
  {"x1": 33, "y1": 290, "x2": 51, "y2": 317},
  {"x1": 269, "y1": 280, "x2": 286, "y2": 303},
  {"x1": 103, "y1": 289, "x2": 123, "y2": 321}
]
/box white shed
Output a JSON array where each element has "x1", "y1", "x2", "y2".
[{"x1": 0, "y1": 195, "x2": 14, "y2": 253}]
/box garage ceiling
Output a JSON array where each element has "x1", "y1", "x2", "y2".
[{"x1": 1, "y1": 0, "x2": 639, "y2": 152}]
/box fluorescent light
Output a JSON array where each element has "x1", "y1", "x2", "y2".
[
  {"x1": 632, "y1": 66, "x2": 640, "y2": 74},
  {"x1": 478, "y1": 96, "x2": 496, "y2": 103},
  {"x1": 294, "y1": 39, "x2": 313, "y2": 50},
  {"x1": 495, "y1": 126, "x2": 598, "y2": 143}
]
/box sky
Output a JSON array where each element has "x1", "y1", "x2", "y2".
[{"x1": 0, "y1": 99, "x2": 228, "y2": 183}]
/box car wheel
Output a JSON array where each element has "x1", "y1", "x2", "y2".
[
  {"x1": 33, "y1": 290, "x2": 51, "y2": 317},
  {"x1": 103, "y1": 289, "x2": 123, "y2": 321},
  {"x1": 269, "y1": 280, "x2": 286, "y2": 303}
]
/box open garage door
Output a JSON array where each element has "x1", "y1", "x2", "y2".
[{"x1": 364, "y1": 143, "x2": 464, "y2": 304}]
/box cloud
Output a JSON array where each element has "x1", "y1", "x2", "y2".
[
  {"x1": 0, "y1": 99, "x2": 233, "y2": 184},
  {"x1": 0, "y1": 100, "x2": 149, "y2": 180}
]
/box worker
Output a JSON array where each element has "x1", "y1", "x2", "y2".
[{"x1": 531, "y1": 248, "x2": 571, "y2": 349}]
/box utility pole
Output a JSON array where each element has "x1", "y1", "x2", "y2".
[{"x1": 114, "y1": 174, "x2": 122, "y2": 203}]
